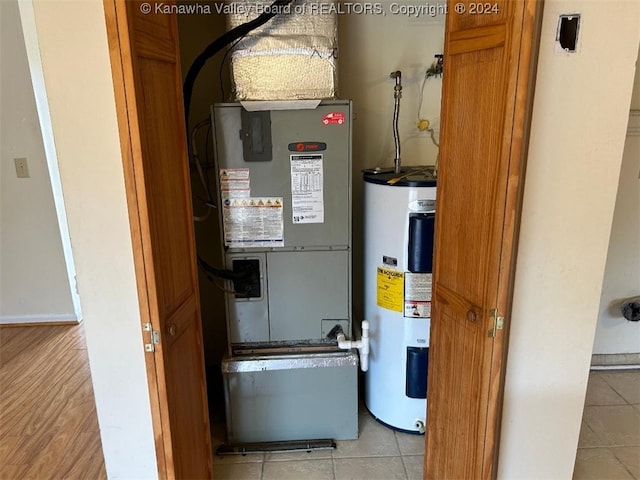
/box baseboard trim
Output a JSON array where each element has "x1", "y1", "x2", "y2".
[
  {"x1": 591, "y1": 352, "x2": 640, "y2": 367},
  {"x1": 0, "y1": 314, "x2": 80, "y2": 326}
]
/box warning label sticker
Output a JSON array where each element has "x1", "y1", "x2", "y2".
[
  {"x1": 290, "y1": 154, "x2": 324, "y2": 224},
  {"x1": 220, "y1": 168, "x2": 250, "y2": 199},
  {"x1": 404, "y1": 301, "x2": 431, "y2": 318},
  {"x1": 404, "y1": 273, "x2": 432, "y2": 318},
  {"x1": 377, "y1": 267, "x2": 404, "y2": 312},
  {"x1": 222, "y1": 197, "x2": 284, "y2": 248}
]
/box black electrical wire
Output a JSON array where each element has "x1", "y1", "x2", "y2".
[
  {"x1": 197, "y1": 256, "x2": 240, "y2": 281},
  {"x1": 197, "y1": 256, "x2": 255, "y2": 297},
  {"x1": 182, "y1": 0, "x2": 295, "y2": 130}
]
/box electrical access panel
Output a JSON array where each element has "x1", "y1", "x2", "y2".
[{"x1": 211, "y1": 100, "x2": 352, "y2": 348}]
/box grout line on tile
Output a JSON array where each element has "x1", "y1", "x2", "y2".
[
  {"x1": 399, "y1": 453, "x2": 410, "y2": 480},
  {"x1": 392, "y1": 430, "x2": 402, "y2": 457},
  {"x1": 609, "y1": 447, "x2": 634, "y2": 477},
  {"x1": 613, "y1": 452, "x2": 636, "y2": 480},
  {"x1": 599, "y1": 373, "x2": 639, "y2": 405},
  {"x1": 610, "y1": 448, "x2": 640, "y2": 480},
  {"x1": 619, "y1": 461, "x2": 637, "y2": 480}
]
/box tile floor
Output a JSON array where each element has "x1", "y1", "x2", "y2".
[
  {"x1": 211, "y1": 369, "x2": 640, "y2": 480},
  {"x1": 211, "y1": 407, "x2": 425, "y2": 480},
  {"x1": 574, "y1": 369, "x2": 640, "y2": 480}
]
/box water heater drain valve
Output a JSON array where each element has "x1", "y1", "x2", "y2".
[{"x1": 336, "y1": 320, "x2": 370, "y2": 372}]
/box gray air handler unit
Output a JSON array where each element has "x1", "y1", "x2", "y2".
[
  {"x1": 363, "y1": 169, "x2": 436, "y2": 434},
  {"x1": 211, "y1": 100, "x2": 359, "y2": 446}
]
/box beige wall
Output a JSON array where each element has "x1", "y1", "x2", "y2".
[
  {"x1": 592, "y1": 46, "x2": 640, "y2": 356},
  {"x1": 25, "y1": 0, "x2": 157, "y2": 477},
  {"x1": 339, "y1": 3, "x2": 445, "y2": 171},
  {"x1": 499, "y1": 1, "x2": 640, "y2": 478},
  {"x1": 0, "y1": 0, "x2": 77, "y2": 323},
  {"x1": 593, "y1": 113, "x2": 640, "y2": 355}
]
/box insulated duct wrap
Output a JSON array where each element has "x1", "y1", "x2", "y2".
[{"x1": 227, "y1": 0, "x2": 338, "y2": 100}]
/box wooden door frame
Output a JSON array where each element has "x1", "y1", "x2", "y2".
[
  {"x1": 102, "y1": 0, "x2": 543, "y2": 477},
  {"x1": 484, "y1": 1, "x2": 544, "y2": 475},
  {"x1": 103, "y1": 1, "x2": 170, "y2": 477}
]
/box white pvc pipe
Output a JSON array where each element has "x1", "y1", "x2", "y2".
[{"x1": 337, "y1": 320, "x2": 370, "y2": 372}]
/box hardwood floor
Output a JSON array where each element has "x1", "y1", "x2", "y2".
[{"x1": 0, "y1": 324, "x2": 106, "y2": 479}]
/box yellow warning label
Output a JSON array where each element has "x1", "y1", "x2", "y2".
[{"x1": 377, "y1": 267, "x2": 404, "y2": 312}]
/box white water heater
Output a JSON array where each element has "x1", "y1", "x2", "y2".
[{"x1": 363, "y1": 169, "x2": 436, "y2": 433}]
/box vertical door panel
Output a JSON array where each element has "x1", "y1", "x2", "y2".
[
  {"x1": 426, "y1": 1, "x2": 542, "y2": 478},
  {"x1": 104, "y1": 1, "x2": 212, "y2": 478}
]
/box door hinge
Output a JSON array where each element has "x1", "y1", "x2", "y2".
[
  {"x1": 143, "y1": 322, "x2": 161, "y2": 352},
  {"x1": 488, "y1": 309, "x2": 504, "y2": 338}
]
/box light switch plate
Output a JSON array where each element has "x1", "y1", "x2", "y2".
[{"x1": 14, "y1": 158, "x2": 30, "y2": 178}]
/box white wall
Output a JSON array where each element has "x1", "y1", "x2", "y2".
[
  {"x1": 498, "y1": 2, "x2": 640, "y2": 479},
  {"x1": 592, "y1": 111, "x2": 640, "y2": 355},
  {"x1": 592, "y1": 46, "x2": 640, "y2": 356},
  {"x1": 24, "y1": 0, "x2": 157, "y2": 477},
  {"x1": 0, "y1": 0, "x2": 78, "y2": 324}
]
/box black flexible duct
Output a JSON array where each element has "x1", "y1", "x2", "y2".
[{"x1": 182, "y1": 0, "x2": 295, "y2": 128}]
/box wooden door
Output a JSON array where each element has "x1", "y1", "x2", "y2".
[
  {"x1": 104, "y1": 1, "x2": 212, "y2": 478},
  {"x1": 425, "y1": 1, "x2": 542, "y2": 478}
]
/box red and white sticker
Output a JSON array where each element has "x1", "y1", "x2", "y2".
[
  {"x1": 321, "y1": 112, "x2": 345, "y2": 125},
  {"x1": 404, "y1": 301, "x2": 431, "y2": 318}
]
